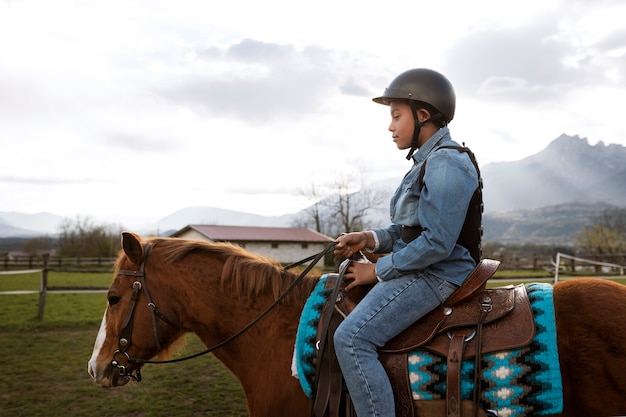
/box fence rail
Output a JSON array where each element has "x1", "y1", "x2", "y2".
[
  {"x1": 0, "y1": 255, "x2": 108, "y2": 319},
  {"x1": 3, "y1": 252, "x2": 625, "y2": 318},
  {"x1": 1, "y1": 255, "x2": 116, "y2": 271},
  {"x1": 552, "y1": 252, "x2": 626, "y2": 283}
]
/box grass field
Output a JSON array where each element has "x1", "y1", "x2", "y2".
[
  {"x1": 2, "y1": 269, "x2": 624, "y2": 416},
  {"x1": 0, "y1": 271, "x2": 248, "y2": 417}
]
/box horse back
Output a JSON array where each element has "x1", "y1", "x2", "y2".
[{"x1": 554, "y1": 278, "x2": 626, "y2": 417}]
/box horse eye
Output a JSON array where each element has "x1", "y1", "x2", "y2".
[{"x1": 108, "y1": 296, "x2": 121, "y2": 306}]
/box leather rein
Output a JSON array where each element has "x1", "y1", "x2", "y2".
[{"x1": 110, "y1": 241, "x2": 338, "y2": 383}]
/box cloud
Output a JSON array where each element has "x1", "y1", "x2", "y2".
[
  {"x1": 595, "y1": 28, "x2": 626, "y2": 52},
  {"x1": 444, "y1": 22, "x2": 572, "y2": 99},
  {"x1": 225, "y1": 38, "x2": 296, "y2": 61},
  {"x1": 442, "y1": 9, "x2": 626, "y2": 105},
  {"x1": 152, "y1": 39, "x2": 348, "y2": 122},
  {"x1": 102, "y1": 131, "x2": 178, "y2": 153},
  {"x1": 1, "y1": 0, "x2": 626, "y2": 224},
  {"x1": 339, "y1": 77, "x2": 372, "y2": 97},
  {"x1": 0, "y1": 175, "x2": 100, "y2": 185}
]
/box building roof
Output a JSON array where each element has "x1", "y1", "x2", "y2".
[{"x1": 170, "y1": 225, "x2": 334, "y2": 243}]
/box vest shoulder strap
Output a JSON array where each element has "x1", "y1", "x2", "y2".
[
  {"x1": 417, "y1": 145, "x2": 481, "y2": 190},
  {"x1": 417, "y1": 145, "x2": 484, "y2": 263}
]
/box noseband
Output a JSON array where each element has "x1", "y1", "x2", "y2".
[{"x1": 112, "y1": 244, "x2": 178, "y2": 382}]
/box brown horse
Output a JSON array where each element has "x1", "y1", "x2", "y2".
[{"x1": 88, "y1": 232, "x2": 626, "y2": 417}]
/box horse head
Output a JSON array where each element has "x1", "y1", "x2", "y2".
[{"x1": 88, "y1": 231, "x2": 186, "y2": 387}]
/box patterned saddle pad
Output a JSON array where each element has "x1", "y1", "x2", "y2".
[{"x1": 293, "y1": 278, "x2": 563, "y2": 416}]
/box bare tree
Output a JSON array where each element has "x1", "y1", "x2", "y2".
[
  {"x1": 22, "y1": 235, "x2": 56, "y2": 255},
  {"x1": 295, "y1": 172, "x2": 388, "y2": 237},
  {"x1": 57, "y1": 215, "x2": 121, "y2": 257},
  {"x1": 296, "y1": 183, "x2": 325, "y2": 233}
]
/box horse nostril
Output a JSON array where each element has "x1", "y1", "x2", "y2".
[{"x1": 108, "y1": 296, "x2": 121, "y2": 306}]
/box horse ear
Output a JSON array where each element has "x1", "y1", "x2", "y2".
[{"x1": 121, "y1": 231, "x2": 144, "y2": 266}]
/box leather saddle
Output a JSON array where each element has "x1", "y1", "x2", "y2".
[{"x1": 312, "y1": 258, "x2": 536, "y2": 417}]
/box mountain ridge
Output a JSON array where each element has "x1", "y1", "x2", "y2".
[
  {"x1": 2, "y1": 134, "x2": 624, "y2": 243},
  {"x1": 481, "y1": 134, "x2": 626, "y2": 211}
]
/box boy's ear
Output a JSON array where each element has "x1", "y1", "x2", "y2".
[{"x1": 416, "y1": 108, "x2": 432, "y2": 123}]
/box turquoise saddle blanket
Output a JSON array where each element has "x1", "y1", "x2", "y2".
[{"x1": 294, "y1": 277, "x2": 563, "y2": 416}]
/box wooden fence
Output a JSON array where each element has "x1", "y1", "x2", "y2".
[
  {"x1": 1, "y1": 254, "x2": 116, "y2": 272},
  {"x1": 3, "y1": 252, "x2": 625, "y2": 319},
  {"x1": 0, "y1": 254, "x2": 110, "y2": 319}
]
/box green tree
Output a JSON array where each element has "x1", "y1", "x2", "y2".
[
  {"x1": 22, "y1": 235, "x2": 56, "y2": 255},
  {"x1": 574, "y1": 208, "x2": 626, "y2": 260}
]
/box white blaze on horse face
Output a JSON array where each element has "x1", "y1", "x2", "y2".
[{"x1": 88, "y1": 309, "x2": 108, "y2": 380}]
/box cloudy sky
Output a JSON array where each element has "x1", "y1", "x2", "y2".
[{"x1": 1, "y1": 0, "x2": 625, "y2": 227}]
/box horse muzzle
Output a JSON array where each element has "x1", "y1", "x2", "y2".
[
  {"x1": 111, "y1": 350, "x2": 142, "y2": 385},
  {"x1": 88, "y1": 352, "x2": 140, "y2": 388}
]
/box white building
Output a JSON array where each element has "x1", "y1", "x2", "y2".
[{"x1": 170, "y1": 224, "x2": 334, "y2": 265}]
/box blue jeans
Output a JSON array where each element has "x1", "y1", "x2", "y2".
[{"x1": 333, "y1": 272, "x2": 458, "y2": 417}]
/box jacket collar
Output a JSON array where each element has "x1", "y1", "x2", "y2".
[{"x1": 411, "y1": 126, "x2": 450, "y2": 164}]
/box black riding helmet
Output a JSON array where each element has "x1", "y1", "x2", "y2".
[{"x1": 373, "y1": 68, "x2": 456, "y2": 159}]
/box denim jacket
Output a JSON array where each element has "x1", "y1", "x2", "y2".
[{"x1": 372, "y1": 127, "x2": 479, "y2": 286}]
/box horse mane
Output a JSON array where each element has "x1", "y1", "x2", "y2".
[{"x1": 118, "y1": 236, "x2": 321, "y2": 303}]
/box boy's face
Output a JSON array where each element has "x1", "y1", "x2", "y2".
[{"x1": 388, "y1": 101, "x2": 415, "y2": 151}]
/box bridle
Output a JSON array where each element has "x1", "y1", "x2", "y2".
[
  {"x1": 110, "y1": 241, "x2": 337, "y2": 383},
  {"x1": 112, "y1": 244, "x2": 177, "y2": 382}
]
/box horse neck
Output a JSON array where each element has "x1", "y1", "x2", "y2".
[
  {"x1": 190, "y1": 283, "x2": 302, "y2": 371},
  {"x1": 164, "y1": 249, "x2": 315, "y2": 416},
  {"x1": 209, "y1": 301, "x2": 311, "y2": 416},
  {"x1": 176, "y1": 261, "x2": 312, "y2": 416},
  {"x1": 189, "y1": 282, "x2": 310, "y2": 416}
]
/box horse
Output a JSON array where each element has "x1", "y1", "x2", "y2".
[{"x1": 88, "y1": 232, "x2": 626, "y2": 417}]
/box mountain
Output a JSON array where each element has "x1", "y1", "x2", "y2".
[
  {"x1": 0, "y1": 212, "x2": 66, "y2": 237},
  {"x1": 481, "y1": 201, "x2": 616, "y2": 244},
  {"x1": 0, "y1": 220, "x2": 39, "y2": 238},
  {"x1": 0, "y1": 207, "x2": 297, "y2": 238},
  {"x1": 144, "y1": 206, "x2": 296, "y2": 235},
  {"x1": 130, "y1": 135, "x2": 626, "y2": 244},
  {"x1": 1, "y1": 134, "x2": 625, "y2": 244},
  {"x1": 481, "y1": 134, "x2": 626, "y2": 212}
]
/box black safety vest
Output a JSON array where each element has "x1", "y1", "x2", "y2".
[{"x1": 417, "y1": 146, "x2": 483, "y2": 263}]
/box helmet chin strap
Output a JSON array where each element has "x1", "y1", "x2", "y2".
[
  {"x1": 406, "y1": 121, "x2": 426, "y2": 160},
  {"x1": 406, "y1": 102, "x2": 427, "y2": 160},
  {"x1": 405, "y1": 102, "x2": 444, "y2": 160}
]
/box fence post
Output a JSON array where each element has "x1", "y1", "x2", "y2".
[
  {"x1": 37, "y1": 254, "x2": 49, "y2": 320},
  {"x1": 553, "y1": 252, "x2": 561, "y2": 284}
]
